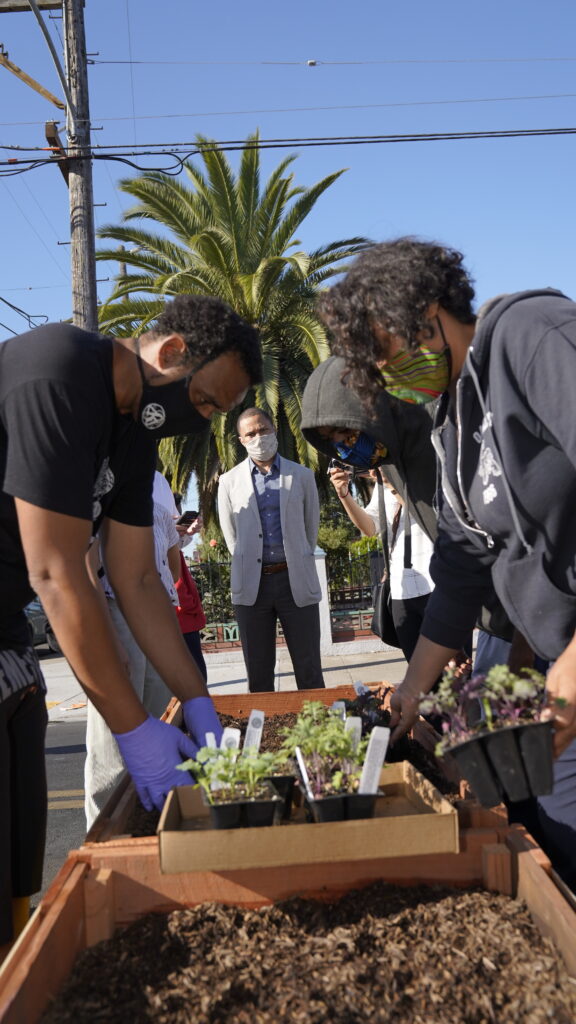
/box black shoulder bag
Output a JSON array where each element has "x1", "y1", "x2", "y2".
[{"x1": 370, "y1": 473, "x2": 411, "y2": 648}]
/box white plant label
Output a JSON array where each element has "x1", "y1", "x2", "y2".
[
  {"x1": 358, "y1": 726, "x2": 390, "y2": 794},
  {"x1": 345, "y1": 716, "x2": 362, "y2": 752},
  {"x1": 220, "y1": 727, "x2": 241, "y2": 751},
  {"x1": 295, "y1": 746, "x2": 314, "y2": 803},
  {"x1": 353, "y1": 681, "x2": 371, "y2": 696},
  {"x1": 243, "y1": 710, "x2": 265, "y2": 753},
  {"x1": 205, "y1": 732, "x2": 217, "y2": 749},
  {"x1": 331, "y1": 700, "x2": 346, "y2": 720}
]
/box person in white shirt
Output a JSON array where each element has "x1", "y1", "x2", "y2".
[
  {"x1": 329, "y1": 464, "x2": 434, "y2": 661},
  {"x1": 84, "y1": 472, "x2": 182, "y2": 828}
]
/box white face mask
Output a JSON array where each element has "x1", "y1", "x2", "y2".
[{"x1": 243, "y1": 432, "x2": 278, "y2": 461}]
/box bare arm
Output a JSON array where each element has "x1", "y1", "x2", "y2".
[
  {"x1": 328, "y1": 468, "x2": 377, "y2": 537},
  {"x1": 16, "y1": 499, "x2": 147, "y2": 734},
  {"x1": 389, "y1": 634, "x2": 461, "y2": 744},
  {"x1": 167, "y1": 541, "x2": 181, "y2": 583},
  {"x1": 101, "y1": 517, "x2": 208, "y2": 701}
]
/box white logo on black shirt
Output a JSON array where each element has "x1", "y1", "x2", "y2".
[
  {"x1": 93, "y1": 457, "x2": 115, "y2": 519},
  {"x1": 141, "y1": 403, "x2": 166, "y2": 430}
]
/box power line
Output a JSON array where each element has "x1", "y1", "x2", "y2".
[
  {"x1": 89, "y1": 55, "x2": 576, "y2": 66},
  {"x1": 2, "y1": 180, "x2": 69, "y2": 276},
  {"x1": 2, "y1": 90, "x2": 576, "y2": 130},
  {"x1": 2, "y1": 125, "x2": 576, "y2": 177},
  {"x1": 0, "y1": 294, "x2": 48, "y2": 328},
  {"x1": 124, "y1": 0, "x2": 137, "y2": 145}
]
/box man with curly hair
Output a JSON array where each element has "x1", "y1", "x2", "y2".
[
  {"x1": 0, "y1": 294, "x2": 261, "y2": 956},
  {"x1": 320, "y1": 237, "x2": 576, "y2": 888}
]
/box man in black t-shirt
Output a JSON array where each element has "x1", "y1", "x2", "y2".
[{"x1": 0, "y1": 294, "x2": 261, "y2": 953}]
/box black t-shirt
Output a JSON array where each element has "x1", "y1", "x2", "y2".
[{"x1": 0, "y1": 323, "x2": 155, "y2": 648}]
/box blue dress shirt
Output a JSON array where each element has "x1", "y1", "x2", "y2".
[{"x1": 250, "y1": 454, "x2": 286, "y2": 564}]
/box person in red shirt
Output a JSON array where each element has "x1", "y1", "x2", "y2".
[{"x1": 173, "y1": 495, "x2": 207, "y2": 681}]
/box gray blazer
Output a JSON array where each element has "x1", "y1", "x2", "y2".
[{"x1": 218, "y1": 455, "x2": 321, "y2": 607}]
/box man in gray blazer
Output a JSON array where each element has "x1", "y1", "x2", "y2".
[{"x1": 218, "y1": 408, "x2": 325, "y2": 692}]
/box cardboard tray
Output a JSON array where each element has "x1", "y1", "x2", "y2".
[
  {"x1": 157, "y1": 761, "x2": 459, "y2": 874},
  {"x1": 87, "y1": 685, "x2": 455, "y2": 846}
]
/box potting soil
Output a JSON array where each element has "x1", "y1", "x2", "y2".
[{"x1": 41, "y1": 882, "x2": 576, "y2": 1023}]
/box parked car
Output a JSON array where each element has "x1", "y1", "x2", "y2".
[{"x1": 24, "y1": 598, "x2": 61, "y2": 654}]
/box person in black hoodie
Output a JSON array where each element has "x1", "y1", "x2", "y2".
[
  {"x1": 300, "y1": 355, "x2": 438, "y2": 660},
  {"x1": 320, "y1": 237, "x2": 576, "y2": 886}
]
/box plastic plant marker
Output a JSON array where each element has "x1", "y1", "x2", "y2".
[
  {"x1": 353, "y1": 680, "x2": 371, "y2": 696},
  {"x1": 220, "y1": 727, "x2": 241, "y2": 751},
  {"x1": 243, "y1": 710, "x2": 265, "y2": 753},
  {"x1": 345, "y1": 716, "x2": 362, "y2": 752},
  {"x1": 295, "y1": 746, "x2": 314, "y2": 803},
  {"x1": 331, "y1": 701, "x2": 346, "y2": 721},
  {"x1": 205, "y1": 732, "x2": 217, "y2": 749},
  {"x1": 358, "y1": 726, "x2": 390, "y2": 794}
]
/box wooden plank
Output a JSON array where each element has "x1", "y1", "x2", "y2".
[
  {"x1": 0, "y1": 860, "x2": 88, "y2": 1024},
  {"x1": 79, "y1": 833, "x2": 486, "y2": 929},
  {"x1": 84, "y1": 869, "x2": 115, "y2": 948},
  {"x1": 506, "y1": 828, "x2": 576, "y2": 977},
  {"x1": 482, "y1": 843, "x2": 513, "y2": 896}
]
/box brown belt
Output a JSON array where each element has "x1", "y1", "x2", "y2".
[{"x1": 261, "y1": 561, "x2": 288, "y2": 575}]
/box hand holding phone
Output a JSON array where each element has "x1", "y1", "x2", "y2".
[
  {"x1": 327, "y1": 460, "x2": 352, "y2": 499},
  {"x1": 176, "y1": 510, "x2": 199, "y2": 526}
]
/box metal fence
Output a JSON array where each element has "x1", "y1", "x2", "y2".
[{"x1": 190, "y1": 549, "x2": 384, "y2": 646}]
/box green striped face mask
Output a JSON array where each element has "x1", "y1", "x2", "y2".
[{"x1": 380, "y1": 323, "x2": 451, "y2": 404}]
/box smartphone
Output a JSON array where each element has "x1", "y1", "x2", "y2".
[
  {"x1": 327, "y1": 458, "x2": 352, "y2": 474},
  {"x1": 176, "y1": 510, "x2": 199, "y2": 526}
]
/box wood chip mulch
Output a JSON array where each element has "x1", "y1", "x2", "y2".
[{"x1": 41, "y1": 882, "x2": 576, "y2": 1023}]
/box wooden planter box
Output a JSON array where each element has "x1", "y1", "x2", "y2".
[
  {"x1": 1, "y1": 814, "x2": 575, "y2": 1024},
  {"x1": 3, "y1": 686, "x2": 574, "y2": 1021}
]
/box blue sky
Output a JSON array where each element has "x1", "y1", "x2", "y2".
[
  {"x1": 2, "y1": 0, "x2": 576, "y2": 338},
  {"x1": 2, "y1": 1, "x2": 576, "y2": 481}
]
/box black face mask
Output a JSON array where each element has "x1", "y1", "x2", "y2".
[{"x1": 136, "y1": 358, "x2": 210, "y2": 438}]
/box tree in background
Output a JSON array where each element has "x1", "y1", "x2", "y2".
[{"x1": 96, "y1": 133, "x2": 368, "y2": 517}]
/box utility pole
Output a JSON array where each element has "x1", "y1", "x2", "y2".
[{"x1": 62, "y1": 0, "x2": 97, "y2": 330}]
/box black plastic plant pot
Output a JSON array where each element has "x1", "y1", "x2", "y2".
[
  {"x1": 344, "y1": 793, "x2": 378, "y2": 820},
  {"x1": 483, "y1": 728, "x2": 531, "y2": 803},
  {"x1": 265, "y1": 773, "x2": 295, "y2": 822},
  {"x1": 308, "y1": 795, "x2": 346, "y2": 823},
  {"x1": 516, "y1": 721, "x2": 555, "y2": 797},
  {"x1": 241, "y1": 788, "x2": 281, "y2": 828},
  {"x1": 204, "y1": 796, "x2": 243, "y2": 830},
  {"x1": 448, "y1": 736, "x2": 502, "y2": 808}
]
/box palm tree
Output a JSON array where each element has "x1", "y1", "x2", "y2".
[{"x1": 96, "y1": 133, "x2": 368, "y2": 513}]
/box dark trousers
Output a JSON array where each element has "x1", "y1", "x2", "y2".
[
  {"x1": 390, "y1": 594, "x2": 430, "y2": 662},
  {"x1": 0, "y1": 686, "x2": 48, "y2": 943},
  {"x1": 234, "y1": 570, "x2": 325, "y2": 693},
  {"x1": 182, "y1": 631, "x2": 207, "y2": 682}
]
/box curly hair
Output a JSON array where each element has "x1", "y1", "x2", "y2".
[
  {"x1": 150, "y1": 294, "x2": 262, "y2": 385},
  {"x1": 317, "y1": 237, "x2": 475, "y2": 401}
]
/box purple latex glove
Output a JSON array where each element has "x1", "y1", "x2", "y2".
[
  {"x1": 114, "y1": 715, "x2": 198, "y2": 811},
  {"x1": 182, "y1": 695, "x2": 223, "y2": 749}
]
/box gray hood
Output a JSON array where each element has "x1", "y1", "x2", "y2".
[{"x1": 301, "y1": 356, "x2": 438, "y2": 541}]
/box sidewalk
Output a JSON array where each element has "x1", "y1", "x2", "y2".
[{"x1": 43, "y1": 645, "x2": 409, "y2": 722}]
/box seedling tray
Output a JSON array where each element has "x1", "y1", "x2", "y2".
[{"x1": 157, "y1": 761, "x2": 459, "y2": 873}]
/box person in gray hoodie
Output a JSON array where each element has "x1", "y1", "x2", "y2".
[{"x1": 301, "y1": 355, "x2": 439, "y2": 660}]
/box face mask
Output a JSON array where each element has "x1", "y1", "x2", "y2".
[
  {"x1": 137, "y1": 359, "x2": 210, "y2": 438},
  {"x1": 380, "y1": 318, "x2": 452, "y2": 404},
  {"x1": 244, "y1": 432, "x2": 278, "y2": 461},
  {"x1": 334, "y1": 432, "x2": 387, "y2": 469}
]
